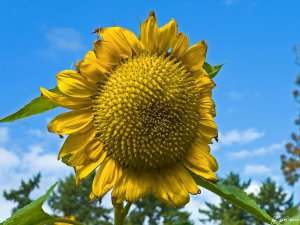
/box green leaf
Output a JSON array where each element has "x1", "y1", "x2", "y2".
[
  {"x1": 2, "y1": 183, "x2": 57, "y2": 225},
  {"x1": 0, "y1": 87, "x2": 59, "y2": 123},
  {"x1": 281, "y1": 207, "x2": 300, "y2": 225},
  {"x1": 203, "y1": 62, "x2": 223, "y2": 79},
  {"x1": 193, "y1": 174, "x2": 273, "y2": 224}
]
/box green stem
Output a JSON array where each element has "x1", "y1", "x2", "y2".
[{"x1": 114, "y1": 202, "x2": 132, "y2": 225}]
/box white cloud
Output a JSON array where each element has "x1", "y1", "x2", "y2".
[
  {"x1": 213, "y1": 128, "x2": 265, "y2": 150},
  {"x1": 0, "y1": 144, "x2": 72, "y2": 222},
  {"x1": 0, "y1": 147, "x2": 21, "y2": 168},
  {"x1": 229, "y1": 91, "x2": 243, "y2": 101},
  {"x1": 244, "y1": 164, "x2": 271, "y2": 175},
  {"x1": 46, "y1": 27, "x2": 83, "y2": 51},
  {"x1": 186, "y1": 188, "x2": 221, "y2": 224},
  {"x1": 245, "y1": 181, "x2": 261, "y2": 195},
  {"x1": 41, "y1": 27, "x2": 84, "y2": 58},
  {"x1": 0, "y1": 127, "x2": 9, "y2": 143},
  {"x1": 229, "y1": 142, "x2": 284, "y2": 159},
  {"x1": 29, "y1": 129, "x2": 43, "y2": 138}
]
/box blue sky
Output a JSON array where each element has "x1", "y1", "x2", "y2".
[{"x1": 0, "y1": 0, "x2": 300, "y2": 223}]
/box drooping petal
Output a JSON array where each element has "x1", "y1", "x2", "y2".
[
  {"x1": 158, "y1": 19, "x2": 178, "y2": 53},
  {"x1": 199, "y1": 91, "x2": 216, "y2": 117},
  {"x1": 152, "y1": 168, "x2": 190, "y2": 207},
  {"x1": 171, "y1": 33, "x2": 189, "y2": 59},
  {"x1": 57, "y1": 70, "x2": 97, "y2": 97},
  {"x1": 121, "y1": 28, "x2": 143, "y2": 54},
  {"x1": 48, "y1": 110, "x2": 93, "y2": 135},
  {"x1": 76, "y1": 51, "x2": 109, "y2": 83},
  {"x1": 140, "y1": 11, "x2": 159, "y2": 54},
  {"x1": 58, "y1": 128, "x2": 96, "y2": 159},
  {"x1": 97, "y1": 27, "x2": 132, "y2": 58},
  {"x1": 184, "y1": 142, "x2": 218, "y2": 182},
  {"x1": 67, "y1": 140, "x2": 105, "y2": 166},
  {"x1": 195, "y1": 74, "x2": 215, "y2": 90},
  {"x1": 91, "y1": 158, "x2": 122, "y2": 200},
  {"x1": 199, "y1": 113, "x2": 218, "y2": 139},
  {"x1": 181, "y1": 40, "x2": 207, "y2": 73},
  {"x1": 94, "y1": 40, "x2": 121, "y2": 66},
  {"x1": 75, "y1": 151, "x2": 107, "y2": 185},
  {"x1": 112, "y1": 169, "x2": 153, "y2": 204},
  {"x1": 40, "y1": 88, "x2": 91, "y2": 110},
  {"x1": 175, "y1": 165, "x2": 200, "y2": 195}
]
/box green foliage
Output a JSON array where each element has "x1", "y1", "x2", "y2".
[
  {"x1": 0, "y1": 87, "x2": 59, "y2": 123},
  {"x1": 3, "y1": 173, "x2": 41, "y2": 213},
  {"x1": 193, "y1": 173, "x2": 273, "y2": 224},
  {"x1": 48, "y1": 173, "x2": 113, "y2": 225},
  {"x1": 281, "y1": 48, "x2": 300, "y2": 185},
  {"x1": 1, "y1": 183, "x2": 57, "y2": 225},
  {"x1": 203, "y1": 62, "x2": 223, "y2": 79},
  {"x1": 198, "y1": 173, "x2": 298, "y2": 225},
  {"x1": 126, "y1": 195, "x2": 193, "y2": 225},
  {"x1": 256, "y1": 178, "x2": 294, "y2": 220}
]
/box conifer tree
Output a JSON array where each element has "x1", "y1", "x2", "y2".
[
  {"x1": 48, "y1": 173, "x2": 113, "y2": 225},
  {"x1": 3, "y1": 173, "x2": 41, "y2": 213},
  {"x1": 199, "y1": 173, "x2": 297, "y2": 225}
]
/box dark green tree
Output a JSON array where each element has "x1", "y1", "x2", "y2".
[
  {"x1": 281, "y1": 45, "x2": 300, "y2": 185},
  {"x1": 256, "y1": 178, "x2": 293, "y2": 220},
  {"x1": 199, "y1": 172, "x2": 252, "y2": 225},
  {"x1": 48, "y1": 172, "x2": 113, "y2": 225},
  {"x1": 3, "y1": 173, "x2": 41, "y2": 213},
  {"x1": 127, "y1": 195, "x2": 194, "y2": 225},
  {"x1": 199, "y1": 173, "x2": 297, "y2": 225}
]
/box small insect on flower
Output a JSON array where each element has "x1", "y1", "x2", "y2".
[{"x1": 41, "y1": 11, "x2": 218, "y2": 207}]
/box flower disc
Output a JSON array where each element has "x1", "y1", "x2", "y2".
[{"x1": 93, "y1": 53, "x2": 201, "y2": 170}]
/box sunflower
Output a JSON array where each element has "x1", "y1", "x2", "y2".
[{"x1": 41, "y1": 11, "x2": 218, "y2": 207}]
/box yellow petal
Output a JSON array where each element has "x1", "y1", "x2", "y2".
[
  {"x1": 40, "y1": 88, "x2": 91, "y2": 110},
  {"x1": 58, "y1": 128, "x2": 96, "y2": 159},
  {"x1": 175, "y1": 165, "x2": 200, "y2": 195},
  {"x1": 112, "y1": 170, "x2": 152, "y2": 204},
  {"x1": 48, "y1": 110, "x2": 93, "y2": 135},
  {"x1": 195, "y1": 74, "x2": 215, "y2": 90},
  {"x1": 171, "y1": 33, "x2": 189, "y2": 59},
  {"x1": 199, "y1": 113, "x2": 218, "y2": 139},
  {"x1": 94, "y1": 40, "x2": 121, "y2": 66},
  {"x1": 75, "y1": 151, "x2": 107, "y2": 185},
  {"x1": 67, "y1": 140, "x2": 104, "y2": 166},
  {"x1": 121, "y1": 28, "x2": 143, "y2": 54},
  {"x1": 76, "y1": 51, "x2": 109, "y2": 83},
  {"x1": 140, "y1": 11, "x2": 158, "y2": 54},
  {"x1": 91, "y1": 158, "x2": 122, "y2": 199},
  {"x1": 181, "y1": 40, "x2": 207, "y2": 73},
  {"x1": 57, "y1": 70, "x2": 97, "y2": 98},
  {"x1": 97, "y1": 27, "x2": 132, "y2": 58},
  {"x1": 158, "y1": 19, "x2": 178, "y2": 53},
  {"x1": 153, "y1": 168, "x2": 190, "y2": 207},
  {"x1": 199, "y1": 92, "x2": 216, "y2": 117},
  {"x1": 184, "y1": 142, "x2": 218, "y2": 182}
]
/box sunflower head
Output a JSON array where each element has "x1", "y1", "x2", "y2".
[{"x1": 41, "y1": 11, "x2": 218, "y2": 207}]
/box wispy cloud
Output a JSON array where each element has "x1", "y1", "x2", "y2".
[
  {"x1": 0, "y1": 144, "x2": 72, "y2": 221},
  {"x1": 245, "y1": 181, "x2": 261, "y2": 195},
  {"x1": 228, "y1": 91, "x2": 243, "y2": 101},
  {"x1": 229, "y1": 142, "x2": 284, "y2": 159},
  {"x1": 244, "y1": 164, "x2": 271, "y2": 175},
  {"x1": 213, "y1": 128, "x2": 265, "y2": 150},
  {"x1": 0, "y1": 127, "x2": 9, "y2": 143},
  {"x1": 42, "y1": 27, "x2": 84, "y2": 57}
]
